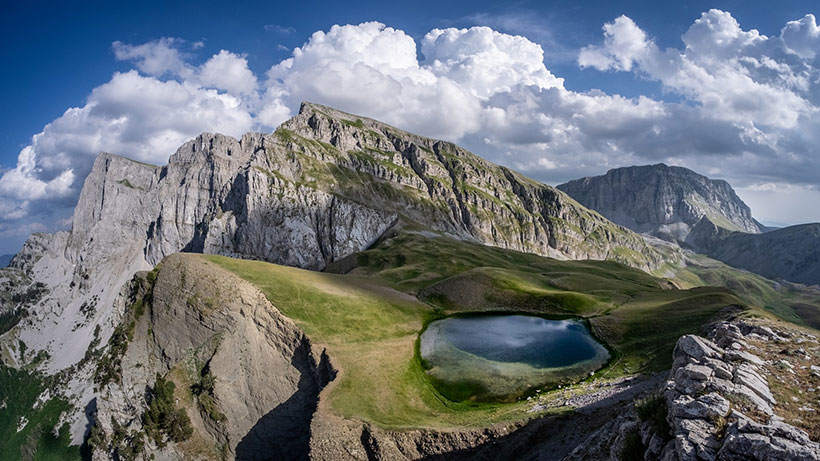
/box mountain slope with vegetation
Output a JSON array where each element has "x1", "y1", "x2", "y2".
[
  {"x1": 0, "y1": 102, "x2": 671, "y2": 457},
  {"x1": 1, "y1": 102, "x2": 819, "y2": 460},
  {"x1": 687, "y1": 217, "x2": 820, "y2": 286}
]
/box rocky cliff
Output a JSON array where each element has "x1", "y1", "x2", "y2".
[
  {"x1": 90, "y1": 254, "x2": 335, "y2": 460},
  {"x1": 557, "y1": 164, "x2": 765, "y2": 243},
  {"x1": 566, "y1": 318, "x2": 820, "y2": 460},
  {"x1": 687, "y1": 218, "x2": 820, "y2": 286},
  {"x1": 67, "y1": 101, "x2": 667, "y2": 274}
]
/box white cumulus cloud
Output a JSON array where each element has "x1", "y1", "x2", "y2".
[
  {"x1": 4, "y1": 13, "x2": 820, "y2": 251},
  {"x1": 198, "y1": 50, "x2": 258, "y2": 95}
]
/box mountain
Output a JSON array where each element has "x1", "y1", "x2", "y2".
[
  {"x1": 71, "y1": 101, "x2": 665, "y2": 272},
  {"x1": 0, "y1": 102, "x2": 668, "y2": 447},
  {"x1": 2, "y1": 100, "x2": 669, "y2": 374},
  {"x1": 0, "y1": 254, "x2": 12, "y2": 268},
  {"x1": 687, "y1": 217, "x2": 820, "y2": 286},
  {"x1": 557, "y1": 164, "x2": 765, "y2": 243},
  {"x1": 1, "y1": 102, "x2": 818, "y2": 460}
]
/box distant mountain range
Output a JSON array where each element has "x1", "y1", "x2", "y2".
[
  {"x1": 687, "y1": 218, "x2": 820, "y2": 286},
  {"x1": 559, "y1": 164, "x2": 820, "y2": 286},
  {"x1": 558, "y1": 164, "x2": 765, "y2": 243}
]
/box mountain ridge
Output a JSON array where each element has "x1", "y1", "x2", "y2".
[
  {"x1": 687, "y1": 217, "x2": 820, "y2": 286},
  {"x1": 0, "y1": 101, "x2": 671, "y2": 443},
  {"x1": 557, "y1": 163, "x2": 765, "y2": 243},
  {"x1": 1, "y1": 102, "x2": 819, "y2": 461}
]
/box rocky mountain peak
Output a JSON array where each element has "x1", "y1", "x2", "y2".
[{"x1": 557, "y1": 163, "x2": 765, "y2": 243}]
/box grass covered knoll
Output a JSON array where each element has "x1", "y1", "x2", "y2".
[{"x1": 207, "y1": 230, "x2": 749, "y2": 429}]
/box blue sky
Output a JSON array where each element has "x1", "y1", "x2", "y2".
[
  {"x1": 1, "y1": 0, "x2": 820, "y2": 253},
  {"x1": 2, "y1": 0, "x2": 810, "y2": 155}
]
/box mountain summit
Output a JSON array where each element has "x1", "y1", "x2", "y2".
[
  {"x1": 67, "y1": 101, "x2": 665, "y2": 274},
  {"x1": 557, "y1": 164, "x2": 765, "y2": 243}
]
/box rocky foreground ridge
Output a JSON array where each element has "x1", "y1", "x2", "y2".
[
  {"x1": 558, "y1": 164, "x2": 765, "y2": 244},
  {"x1": 568, "y1": 318, "x2": 820, "y2": 461}
]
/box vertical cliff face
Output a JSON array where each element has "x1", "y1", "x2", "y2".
[{"x1": 557, "y1": 164, "x2": 765, "y2": 243}]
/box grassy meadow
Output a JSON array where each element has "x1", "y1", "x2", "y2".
[{"x1": 205, "y1": 230, "x2": 754, "y2": 429}]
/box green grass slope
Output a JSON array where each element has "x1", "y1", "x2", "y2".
[
  {"x1": 660, "y1": 254, "x2": 820, "y2": 327},
  {"x1": 207, "y1": 230, "x2": 750, "y2": 429}
]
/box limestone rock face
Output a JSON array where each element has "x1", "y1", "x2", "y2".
[
  {"x1": 93, "y1": 254, "x2": 335, "y2": 460},
  {"x1": 557, "y1": 164, "x2": 765, "y2": 243}
]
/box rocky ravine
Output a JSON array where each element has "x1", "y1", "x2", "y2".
[
  {"x1": 558, "y1": 164, "x2": 765, "y2": 243},
  {"x1": 0, "y1": 102, "x2": 668, "y2": 444}
]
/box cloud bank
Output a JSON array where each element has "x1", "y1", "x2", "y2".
[{"x1": 3, "y1": 11, "x2": 820, "y2": 249}]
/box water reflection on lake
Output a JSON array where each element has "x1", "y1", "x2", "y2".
[{"x1": 420, "y1": 315, "x2": 609, "y2": 402}]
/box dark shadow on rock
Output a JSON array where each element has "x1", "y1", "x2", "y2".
[
  {"x1": 79, "y1": 397, "x2": 97, "y2": 461},
  {"x1": 415, "y1": 374, "x2": 666, "y2": 460},
  {"x1": 235, "y1": 339, "x2": 332, "y2": 461}
]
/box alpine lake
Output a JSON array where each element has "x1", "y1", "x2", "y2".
[{"x1": 419, "y1": 314, "x2": 610, "y2": 402}]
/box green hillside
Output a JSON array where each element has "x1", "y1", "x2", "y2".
[{"x1": 207, "y1": 230, "x2": 750, "y2": 429}]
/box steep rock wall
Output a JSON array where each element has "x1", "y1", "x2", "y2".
[{"x1": 93, "y1": 254, "x2": 335, "y2": 460}]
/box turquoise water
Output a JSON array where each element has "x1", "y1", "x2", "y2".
[{"x1": 420, "y1": 315, "x2": 610, "y2": 401}]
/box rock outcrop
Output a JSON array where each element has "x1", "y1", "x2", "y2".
[
  {"x1": 661, "y1": 321, "x2": 820, "y2": 460},
  {"x1": 92, "y1": 254, "x2": 336, "y2": 460},
  {"x1": 687, "y1": 217, "x2": 820, "y2": 286},
  {"x1": 557, "y1": 164, "x2": 765, "y2": 243},
  {"x1": 567, "y1": 319, "x2": 820, "y2": 460}
]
